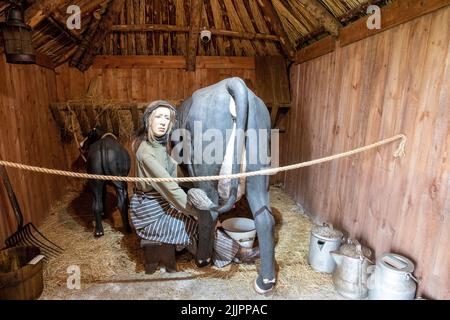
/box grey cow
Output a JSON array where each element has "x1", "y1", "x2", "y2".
[{"x1": 172, "y1": 77, "x2": 276, "y2": 294}]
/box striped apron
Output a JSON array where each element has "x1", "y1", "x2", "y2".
[
  {"x1": 130, "y1": 191, "x2": 240, "y2": 267},
  {"x1": 130, "y1": 191, "x2": 197, "y2": 246}
]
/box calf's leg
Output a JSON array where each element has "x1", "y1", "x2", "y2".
[{"x1": 89, "y1": 179, "x2": 106, "y2": 237}]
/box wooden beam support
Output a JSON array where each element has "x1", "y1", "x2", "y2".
[
  {"x1": 35, "y1": 52, "x2": 55, "y2": 69},
  {"x1": 50, "y1": 11, "x2": 82, "y2": 42},
  {"x1": 339, "y1": 0, "x2": 450, "y2": 47},
  {"x1": 294, "y1": 36, "x2": 336, "y2": 64},
  {"x1": 93, "y1": 55, "x2": 188, "y2": 68},
  {"x1": 299, "y1": 0, "x2": 342, "y2": 36},
  {"x1": 69, "y1": 13, "x2": 102, "y2": 68},
  {"x1": 110, "y1": 24, "x2": 280, "y2": 41},
  {"x1": 294, "y1": 0, "x2": 450, "y2": 64},
  {"x1": 295, "y1": 26, "x2": 326, "y2": 49},
  {"x1": 337, "y1": 0, "x2": 386, "y2": 24},
  {"x1": 195, "y1": 56, "x2": 255, "y2": 69},
  {"x1": 257, "y1": 0, "x2": 295, "y2": 59},
  {"x1": 77, "y1": 0, "x2": 127, "y2": 71},
  {"x1": 47, "y1": 14, "x2": 80, "y2": 44},
  {"x1": 25, "y1": 0, "x2": 72, "y2": 29},
  {"x1": 112, "y1": 24, "x2": 189, "y2": 32},
  {"x1": 92, "y1": 55, "x2": 255, "y2": 69},
  {"x1": 186, "y1": 0, "x2": 202, "y2": 71}
]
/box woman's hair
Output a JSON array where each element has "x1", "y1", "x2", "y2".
[{"x1": 132, "y1": 100, "x2": 177, "y2": 153}]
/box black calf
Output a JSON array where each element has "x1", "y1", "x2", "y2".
[{"x1": 81, "y1": 126, "x2": 132, "y2": 237}]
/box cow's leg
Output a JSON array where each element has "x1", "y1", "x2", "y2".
[
  {"x1": 246, "y1": 175, "x2": 276, "y2": 294},
  {"x1": 112, "y1": 181, "x2": 132, "y2": 234},
  {"x1": 89, "y1": 179, "x2": 106, "y2": 237},
  {"x1": 192, "y1": 181, "x2": 219, "y2": 267}
]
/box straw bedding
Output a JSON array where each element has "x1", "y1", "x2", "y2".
[{"x1": 38, "y1": 185, "x2": 342, "y2": 299}]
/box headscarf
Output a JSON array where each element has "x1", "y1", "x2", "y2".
[{"x1": 142, "y1": 100, "x2": 177, "y2": 134}]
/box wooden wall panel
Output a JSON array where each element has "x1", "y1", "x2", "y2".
[
  {"x1": 55, "y1": 62, "x2": 257, "y2": 103},
  {"x1": 284, "y1": 7, "x2": 450, "y2": 299},
  {"x1": 0, "y1": 55, "x2": 69, "y2": 246}
]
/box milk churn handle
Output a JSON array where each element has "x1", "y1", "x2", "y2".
[
  {"x1": 407, "y1": 273, "x2": 419, "y2": 283},
  {"x1": 353, "y1": 239, "x2": 363, "y2": 257},
  {"x1": 323, "y1": 222, "x2": 333, "y2": 230}
]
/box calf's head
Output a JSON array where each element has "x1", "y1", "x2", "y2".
[{"x1": 80, "y1": 126, "x2": 106, "y2": 152}]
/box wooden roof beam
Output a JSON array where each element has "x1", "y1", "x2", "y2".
[
  {"x1": 111, "y1": 24, "x2": 280, "y2": 41},
  {"x1": 186, "y1": 0, "x2": 202, "y2": 71},
  {"x1": 69, "y1": 13, "x2": 103, "y2": 68},
  {"x1": 299, "y1": 0, "x2": 342, "y2": 36},
  {"x1": 257, "y1": 0, "x2": 295, "y2": 59},
  {"x1": 25, "y1": 0, "x2": 72, "y2": 29},
  {"x1": 76, "y1": 0, "x2": 126, "y2": 71}
]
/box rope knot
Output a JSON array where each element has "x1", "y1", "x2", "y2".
[{"x1": 393, "y1": 134, "x2": 407, "y2": 158}]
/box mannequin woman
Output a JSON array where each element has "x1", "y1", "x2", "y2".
[{"x1": 130, "y1": 100, "x2": 214, "y2": 254}]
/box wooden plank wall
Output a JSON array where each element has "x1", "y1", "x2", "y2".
[
  {"x1": 55, "y1": 62, "x2": 256, "y2": 103},
  {"x1": 0, "y1": 55, "x2": 69, "y2": 246},
  {"x1": 53, "y1": 59, "x2": 260, "y2": 174},
  {"x1": 284, "y1": 6, "x2": 449, "y2": 299}
]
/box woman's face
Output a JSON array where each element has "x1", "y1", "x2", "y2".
[{"x1": 150, "y1": 107, "x2": 172, "y2": 137}]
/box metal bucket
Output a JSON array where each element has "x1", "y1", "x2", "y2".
[
  {"x1": 368, "y1": 253, "x2": 417, "y2": 300},
  {"x1": 308, "y1": 223, "x2": 343, "y2": 273}
]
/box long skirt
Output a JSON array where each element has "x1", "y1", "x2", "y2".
[
  {"x1": 130, "y1": 191, "x2": 197, "y2": 246},
  {"x1": 130, "y1": 190, "x2": 240, "y2": 267}
]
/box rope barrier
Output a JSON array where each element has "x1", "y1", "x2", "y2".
[{"x1": 0, "y1": 134, "x2": 406, "y2": 183}]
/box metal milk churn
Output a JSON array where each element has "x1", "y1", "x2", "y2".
[
  {"x1": 308, "y1": 223, "x2": 343, "y2": 273},
  {"x1": 330, "y1": 239, "x2": 373, "y2": 299},
  {"x1": 367, "y1": 253, "x2": 418, "y2": 300}
]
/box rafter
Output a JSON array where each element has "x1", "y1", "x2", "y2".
[
  {"x1": 24, "y1": 0, "x2": 72, "y2": 29},
  {"x1": 186, "y1": 0, "x2": 202, "y2": 71},
  {"x1": 257, "y1": 0, "x2": 295, "y2": 59},
  {"x1": 76, "y1": 0, "x2": 126, "y2": 71},
  {"x1": 298, "y1": 0, "x2": 342, "y2": 36},
  {"x1": 110, "y1": 24, "x2": 280, "y2": 41}
]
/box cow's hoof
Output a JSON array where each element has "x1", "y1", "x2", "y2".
[
  {"x1": 195, "y1": 259, "x2": 211, "y2": 268},
  {"x1": 253, "y1": 277, "x2": 275, "y2": 295},
  {"x1": 94, "y1": 231, "x2": 104, "y2": 237}
]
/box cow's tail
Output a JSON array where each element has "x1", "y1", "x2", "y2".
[{"x1": 217, "y1": 77, "x2": 249, "y2": 214}]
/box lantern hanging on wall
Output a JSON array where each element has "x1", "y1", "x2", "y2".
[{"x1": 1, "y1": 5, "x2": 35, "y2": 64}]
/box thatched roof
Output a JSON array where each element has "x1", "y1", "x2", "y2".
[{"x1": 0, "y1": 0, "x2": 389, "y2": 70}]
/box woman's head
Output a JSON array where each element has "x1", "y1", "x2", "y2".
[{"x1": 136, "y1": 100, "x2": 176, "y2": 147}]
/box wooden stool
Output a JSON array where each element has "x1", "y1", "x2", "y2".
[{"x1": 140, "y1": 240, "x2": 177, "y2": 274}]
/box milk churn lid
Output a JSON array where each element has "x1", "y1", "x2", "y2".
[
  {"x1": 379, "y1": 253, "x2": 414, "y2": 274},
  {"x1": 338, "y1": 239, "x2": 372, "y2": 259},
  {"x1": 311, "y1": 223, "x2": 343, "y2": 241}
]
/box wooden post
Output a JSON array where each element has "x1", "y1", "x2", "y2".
[
  {"x1": 186, "y1": 0, "x2": 202, "y2": 71},
  {"x1": 257, "y1": 0, "x2": 295, "y2": 59}
]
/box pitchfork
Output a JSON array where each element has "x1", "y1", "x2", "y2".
[{"x1": 0, "y1": 164, "x2": 63, "y2": 259}]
